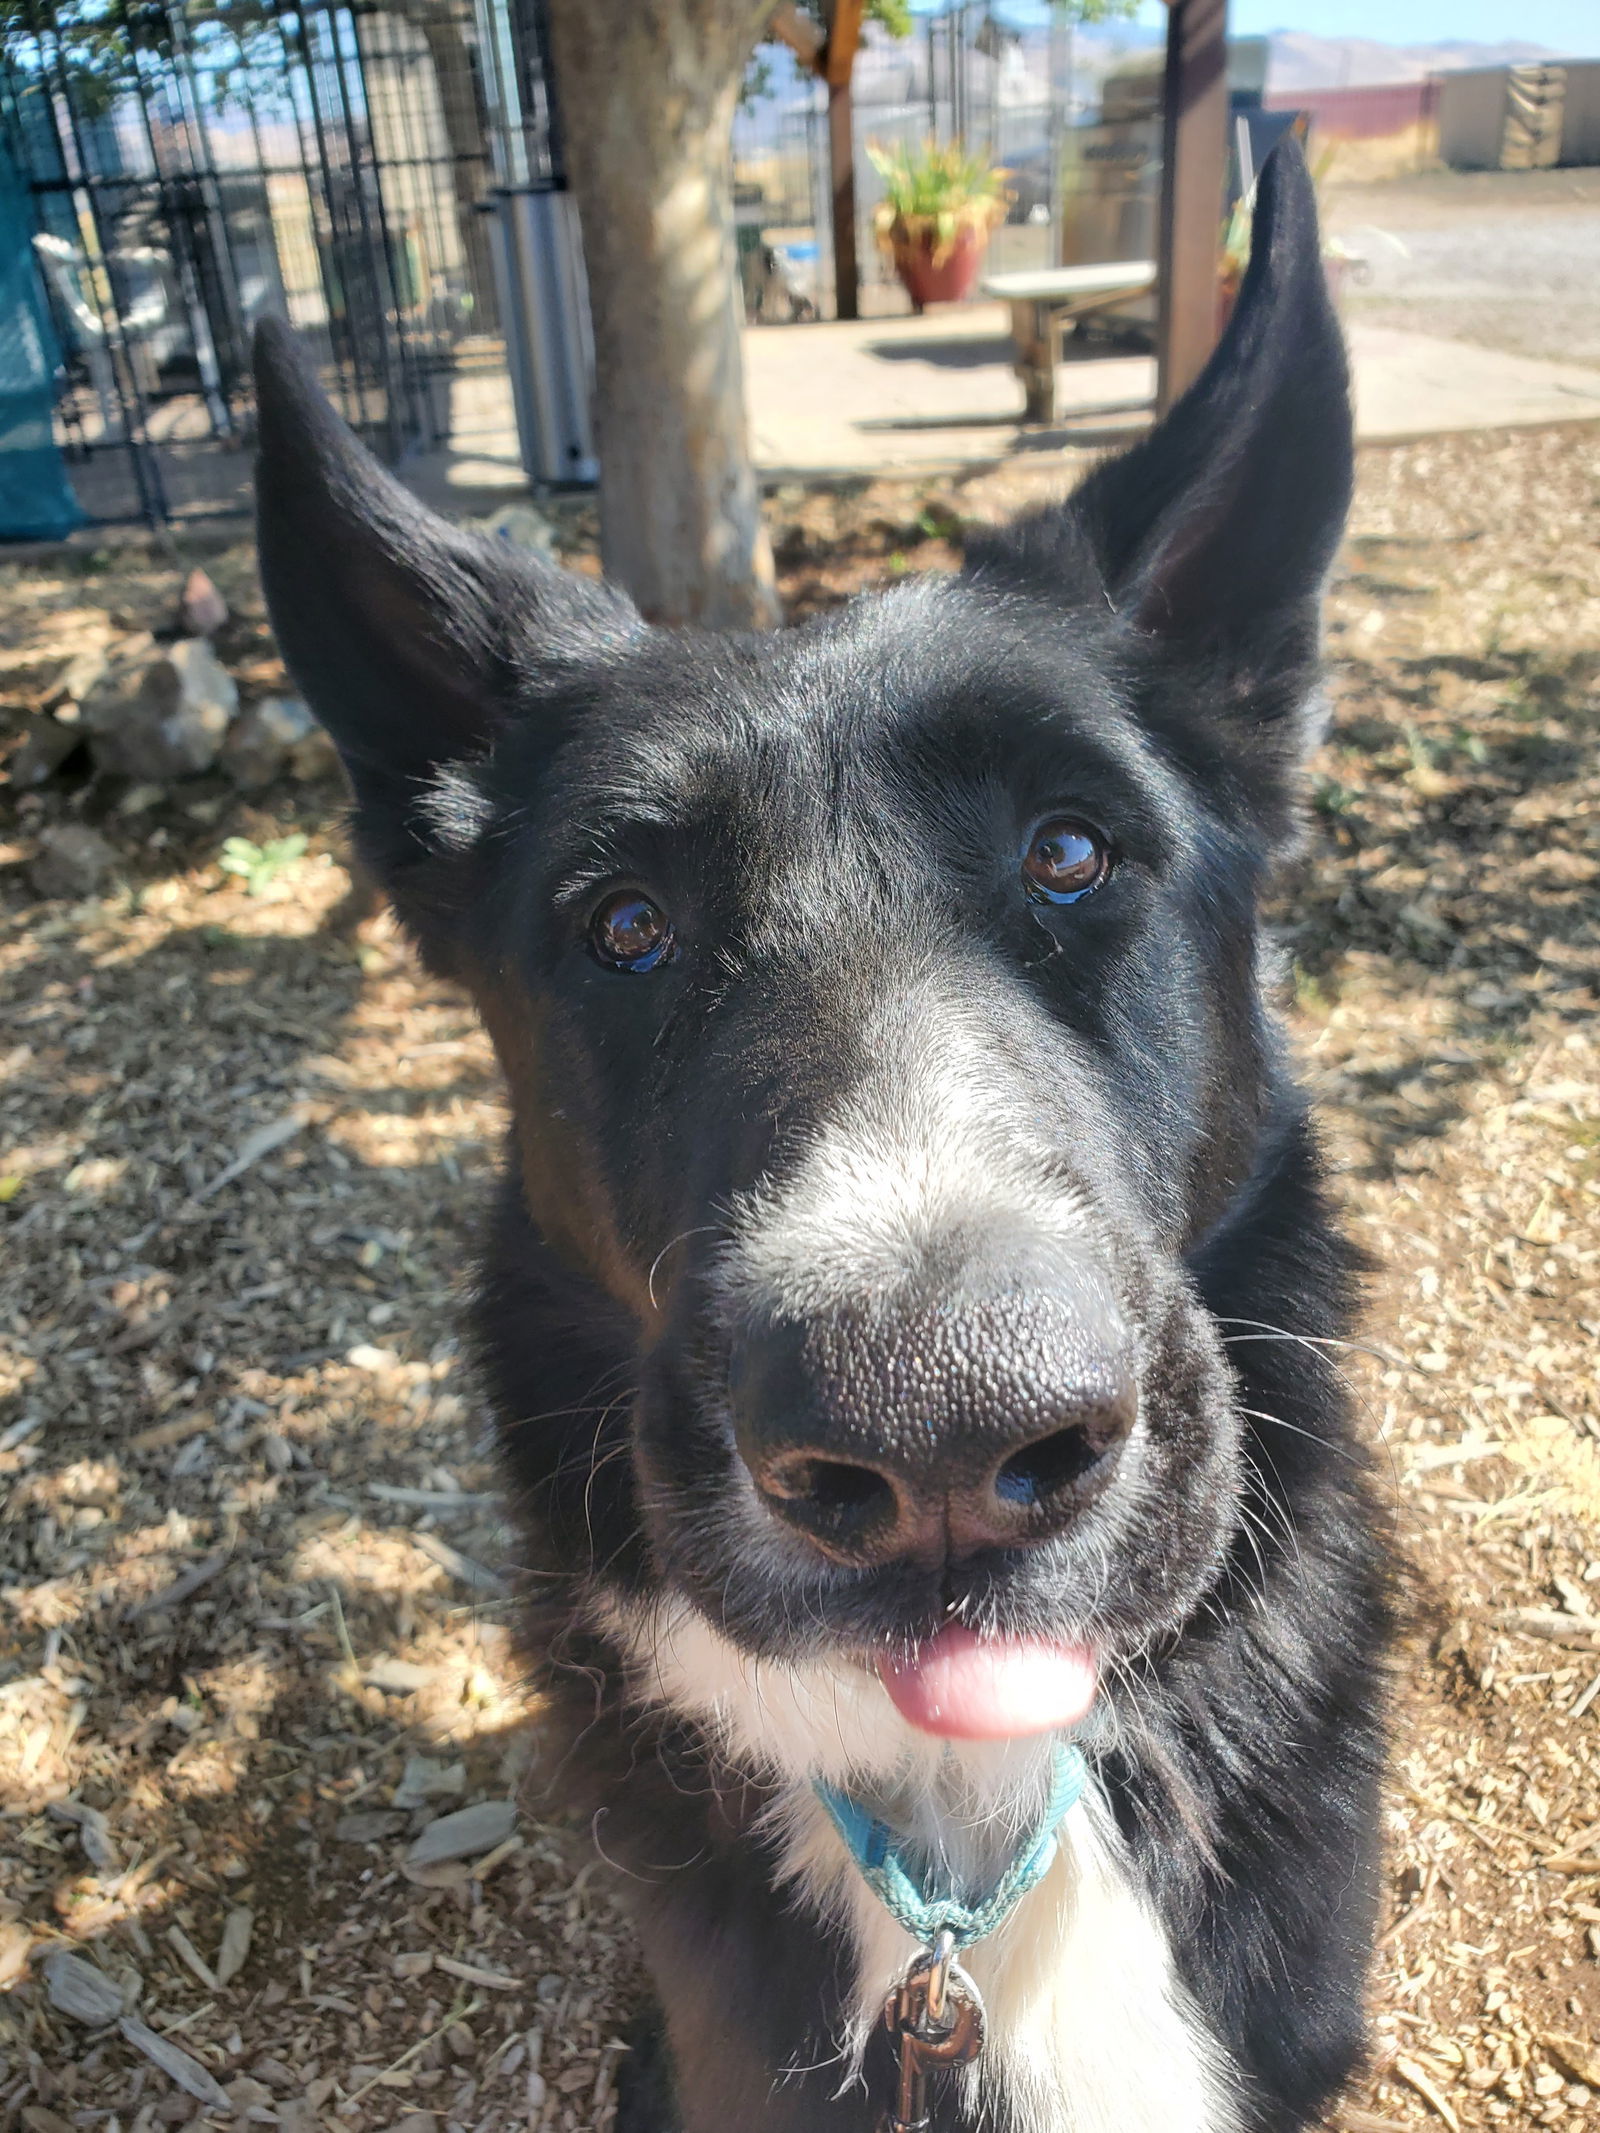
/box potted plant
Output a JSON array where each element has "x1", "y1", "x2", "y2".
[{"x1": 868, "y1": 138, "x2": 1010, "y2": 311}]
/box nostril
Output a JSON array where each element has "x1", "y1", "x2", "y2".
[
  {"x1": 755, "y1": 1453, "x2": 901, "y2": 1562},
  {"x1": 995, "y1": 1424, "x2": 1111, "y2": 1509},
  {"x1": 762, "y1": 1453, "x2": 894, "y2": 1519}
]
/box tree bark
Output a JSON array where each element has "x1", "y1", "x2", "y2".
[{"x1": 544, "y1": 0, "x2": 778, "y2": 629}]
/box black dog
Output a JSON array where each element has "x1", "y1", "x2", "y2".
[{"x1": 255, "y1": 138, "x2": 1389, "y2": 2133}]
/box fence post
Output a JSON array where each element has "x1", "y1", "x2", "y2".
[
  {"x1": 1155, "y1": 0, "x2": 1228, "y2": 413},
  {"x1": 824, "y1": 0, "x2": 863, "y2": 321}
]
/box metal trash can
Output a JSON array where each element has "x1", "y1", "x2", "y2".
[{"x1": 483, "y1": 184, "x2": 597, "y2": 487}]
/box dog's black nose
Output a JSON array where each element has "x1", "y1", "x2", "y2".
[{"x1": 729, "y1": 1287, "x2": 1136, "y2": 1569}]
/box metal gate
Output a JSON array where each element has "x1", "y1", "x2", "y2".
[{"x1": 0, "y1": 0, "x2": 503, "y2": 524}]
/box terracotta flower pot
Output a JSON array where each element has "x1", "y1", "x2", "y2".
[{"x1": 890, "y1": 224, "x2": 988, "y2": 312}]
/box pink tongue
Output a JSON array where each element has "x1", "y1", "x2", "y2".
[{"x1": 879, "y1": 1624, "x2": 1097, "y2": 1741}]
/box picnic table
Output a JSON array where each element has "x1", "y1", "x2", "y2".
[{"x1": 981, "y1": 260, "x2": 1157, "y2": 424}]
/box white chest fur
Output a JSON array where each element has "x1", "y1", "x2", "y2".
[{"x1": 604, "y1": 1599, "x2": 1240, "y2": 2133}]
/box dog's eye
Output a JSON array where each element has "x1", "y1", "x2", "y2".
[
  {"x1": 1022, "y1": 818, "x2": 1110, "y2": 905},
  {"x1": 589, "y1": 891, "x2": 675, "y2": 972}
]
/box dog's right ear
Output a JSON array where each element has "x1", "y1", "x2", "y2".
[
  {"x1": 253, "y1": 321, "x2": 636, "y2": 955},
  {"x1": 965, "y1": 138, "x2": 1351, "y2": 761}
]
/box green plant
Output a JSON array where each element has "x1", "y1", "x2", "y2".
[
  {"x1": 218, "y1": 832, "x2": 307, "y2": 897},
  {"x1": 867, "y1": 138, "x2": 1010, "y2": 264}
]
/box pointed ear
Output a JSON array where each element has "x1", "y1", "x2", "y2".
[
  {"x1": 252, "y1": 321, "x2": 636, "y2": 949},
  {"x1": 968, "y1": 137, "x2": 1351, "y2": 726}
]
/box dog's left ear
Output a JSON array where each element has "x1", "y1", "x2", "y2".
[{"x1": 969, "y1": 136, "x2": 1351, "y2": 740}]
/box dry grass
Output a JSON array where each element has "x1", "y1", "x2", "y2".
[{"x1": 1, "y1": 422, "x2": 1598, "y2": 2133}]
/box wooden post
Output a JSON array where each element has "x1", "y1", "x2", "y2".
[
  {"x1": 1155, "y1": 0, "x2": 1229, "y2": 413},
  {"x1": 824, "y1": 0, "x2": 864, "y2": 321}
]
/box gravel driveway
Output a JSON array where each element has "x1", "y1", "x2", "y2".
[{"x1": 1326, "y1": 166, "x2": 1600, "y2": 369}]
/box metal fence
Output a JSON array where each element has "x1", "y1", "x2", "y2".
[
  {"x1": 0, "y1": 0, "x2": 525, "y2": 524},
  {"x1": 0, "y1": 0, "x2": 1160, "y2": 531}
]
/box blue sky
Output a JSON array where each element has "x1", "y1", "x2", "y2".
[{"x1": 1214, "y1": 0, "x2": 1597, "y2": 43}]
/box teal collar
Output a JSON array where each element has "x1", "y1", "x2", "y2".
[{"x1": 813, "y1": 1740, "x2": 1088, "y2": 1951}]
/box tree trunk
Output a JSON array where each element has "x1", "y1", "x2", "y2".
[{"x1": 544, "y1": 0, "x2": 778, "y2": 629}]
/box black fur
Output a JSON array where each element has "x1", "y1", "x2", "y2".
[{"x1": 256, "y1": 138, "x2": 1390, "y2": 2133}]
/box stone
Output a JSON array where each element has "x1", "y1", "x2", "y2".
[
  {"x1": 392, "y1": 1754, "x2": 467, "y2": 1810},
  {"x1": 9, "y1": 712, "x2": 84, "y2": 788},
  {"x1": 364, "y1": 1657, "x2": 434, "y2": 1694},
  {"x1": 219, "y1": 696, "x2": 316, "y2": 793},
  {"x1": 48, "y1": 645, "x2": 111, "y2": 711},
  {"x1": 405, "y1": 1799, "x2": 517, "y2": 1867},
  {"x1": 476, "y1": 501, "x2": 556, "y2": 557},
  {"x1": 214, "y1": 1903, "x2": 254, "y2": 1985},
  {"x1": 0, "y1": 1921, "x2": 32, "y2": 1989},
  {"x1": 22, "y1": 2109, "x2": 76, "y2": 2133},
  {"x1": 287, "y1": 718, "x2": 340, "y2": 782},
  {"x1": 334, "y1": 1809, "x2": 407, "y2": 1844},
  {"x1": 43, "y1": 1949, "x2": 123, "y2": 2025},
  {"x1": 84, "y1": 636, "x2": 239, "y2": 781},
  {"x1": 177, "y1": 567, "x2": 229, "y2": 637},
  {"x1": 45, "y1": 1797, "x2": 119, "y2": 1871},
  {"x1": 29, "y1": 824, "x2": 114, "y2": 900}
]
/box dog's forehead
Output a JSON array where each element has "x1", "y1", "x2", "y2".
[{"x1": 544, "y1": 583, "x2": 1145, "y2": 860}]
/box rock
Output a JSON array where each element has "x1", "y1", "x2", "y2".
[
  {"x1": 335, "y1": 1809, "x2": 407, "y2": 1844},
  {"x1": 9, "y1": 712, "x2": 83, "y2": 788},
  {"x1": 1546, "y1": 2034, "x2": 1600, "y2": 2089},
  {"x1": 389, "y1": 2113, "x2": 437, "y2": 2133},
  {"x1": 84, "y1": 636, "x2": 239, "y2": 781},
  {"x1": 48, "y1": 645, "x2": 112, "y2": 711},
  {"x1": 43, "y1": 1948, "x2": 124, "y2": 2025},
  {"x1": 223, "y1": 2078, "x2": 274, "y2": 2115},
  {"x1": 29, "y1": 824, "x2": 114, "y2": 900},
  {"x1": 219, "y1": 696, "x2": 316, "y2": 792},
  {"x1": 364, "y1": 1657, "x2": 434, "y2": 1694},
  {"x1": 260, "y1": 1431, "x2": 294, "y2": 1474},
  {"x1": 346, "y1": 1343, "x2": 400, "y2": 1373},
  {"x1": 0, "y1": 1921, "x2": 32, "y2": 1988},
  {"x1": 287, "y1": 718, "x2": 340, "y2": 781},
  {"x1": 476, "y1": 501, "x2": 556, "y2": 557},
  {"x1": 214, "y1": 1903, "x2": 254, "y2": 1985},
  {"x1": 45, "y1": 1797, "x2": 119, "y2": 1872},
  {"x1": 177, "y1": 567, "x2": 229, "y2": 638},
  {"x1": 405, "y1": 1798, "x2": 517, "y2": 1868},
  {"x1": 22, "y1": 2109, "x2": 76, "y2": 2133},
  {"x1": 392, "y1": 1754, "x2": 467, "y2": 1811}
]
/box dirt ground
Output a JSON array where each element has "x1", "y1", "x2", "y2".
[{"x1": 2, "y1": 422, "x2": 1599, "y2": 2133}]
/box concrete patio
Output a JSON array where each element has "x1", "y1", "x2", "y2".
[{"x1": 408, "y1": 302, "x2": 1600, "y2": 512}]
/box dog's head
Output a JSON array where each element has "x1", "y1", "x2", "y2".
[{"x1": 255, "y1": 142, "x2": 1350, "y2": 1752}]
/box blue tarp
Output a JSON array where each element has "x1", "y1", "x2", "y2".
[{"x1": 0, "y1": 146, "x2": 83, "y2": 540}]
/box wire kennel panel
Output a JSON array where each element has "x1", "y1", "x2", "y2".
[{"x1": 0, "y1": 0, "x2": 498, "y2": 526}]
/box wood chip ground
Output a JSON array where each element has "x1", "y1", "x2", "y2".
[{"x1": 2, "y1": 424, "x2": 1598, "y2": 2132}]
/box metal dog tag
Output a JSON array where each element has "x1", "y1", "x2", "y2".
[{"x1": 879, "y1": 1935, "x2": 985, "y2": 2133}]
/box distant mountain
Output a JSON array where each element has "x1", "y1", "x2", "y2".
[{"x1": 1263, "y1": 33, "x2": 1565, "y2": 93}]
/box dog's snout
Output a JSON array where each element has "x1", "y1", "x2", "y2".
[{"x1": 730, "y1": 1289, "x2": 1136, "y2": 1569}]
